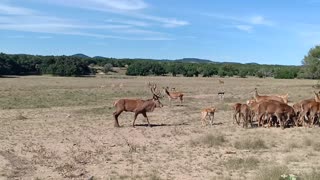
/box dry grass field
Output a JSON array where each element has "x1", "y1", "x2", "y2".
[{"x1": 1, "y1": 75, "x2": 320, "y2": 180}]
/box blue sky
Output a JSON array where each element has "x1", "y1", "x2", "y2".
[{"x1": 0, "y1": 0, "x2": 320, "y2": 65}]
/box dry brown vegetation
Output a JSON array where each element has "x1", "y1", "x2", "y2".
[{"x1": 0, "y1": 75, "x2": 320, "y2": 179}]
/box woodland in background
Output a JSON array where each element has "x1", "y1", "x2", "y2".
[{"x1": 1, "y1": 45, "x2": 319, "y2": 79}]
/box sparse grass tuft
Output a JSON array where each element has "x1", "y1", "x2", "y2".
[
  {"x1": 303, "y1": 137, "x2": 313, "y2": 146},
  {"x1": 15, "y1": 114, "x2": 27, "y2": 120},
  {"x1": 284, "y1": 142, "x2": 302, "y2": 152},
  {"x1": 301, "y1": 169, "x2": 320, "y2": 180},
  {"x1": 312, "y1": 142, "x2": 320, "y2": 151},
  {"x1": 255, "y1": 165, "x2": 290, "y2": 180},
  {"x1": 216, "y1": 103, "x2": 230, "y2": 111},
  {"x1": 73, "y1": 106, "x2": 111, "y2": 115},
  {"x1": 211, "y1": 176, "x2": 232, "y2": 180},
  {"x1": 190, "y1": 133, "x2": 227, "y2": 147},
  {"x1": 223, "y1": 156, "x2": 259, "y2": 170},
  {"x1": 284, "y1": 155, "x2": 301, "y2": 164},
  {"x1": 234, "y1": 138, "x2": 268, "y2": 150},
  {"x1": 145, "y1": 170, "x2": 162, "y2": 180}
]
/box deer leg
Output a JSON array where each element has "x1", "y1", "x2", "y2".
[
  {"x1": 210, "y1": 113, "x2": 214, "y2": 126},
  {"x1": 276, "y1": 113, "x2": 284, "y2": 130},
  {"x1": 201, "y1": 112, "x2": 206, "y2": 126},
  {"x1": 233, "y1": 112, "x2": 239, "y2": 125},
  {"x1": 142, "y1": 112, "x2": 151, "y2": 127},
  {"x1": 257, "y1": 113, "x2": 264, "y2": 127},
  {"x1": 240, "y1": 113, "x2": 245, "y2": 128},
  {"x1": 133, "y1": 113, "x2": 139, "y2": 127},
  {"x1": 299, "y1": 111, "x2": 307, "y2": 127},
  {"x1": 113, "y1": 110, "x2": 123, "y2": 127}
]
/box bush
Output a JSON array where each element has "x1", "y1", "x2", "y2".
[
  {"x1": 274, "y1": 68, "x2": 297, "y2": 79},
  {"x1": 39, "y1": 57, "x2": 90, "y2": 76},
  {"x1": 103, "y1": 63, "x2": 113, "y2": 73}
]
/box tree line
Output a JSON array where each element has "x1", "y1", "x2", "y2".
[{"x1": 1, "y1": 45, "x2": 320, "y2": 79}]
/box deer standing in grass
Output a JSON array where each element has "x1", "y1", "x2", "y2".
[
  {"x1": 256, "y1": 100, "x2": 297, "y2": 129},
  {"x1": 239, "y1": 104, "x2": 252, "y2": 128},
  {"x1": 232, "y1": 103, "x2": 242, "y2": 125},
  {"x1": 200, "y1": 107, "x2": 216, "y2": 126},
  {"x1": 253, "y1": 88, "x2": 286, "y2": 103},
  {"x1": 163, "y1": 86, "x2": 183, "y2": 105},
  {"x1": 113, "y1": 83, "x2": 163, "y2": 127}
]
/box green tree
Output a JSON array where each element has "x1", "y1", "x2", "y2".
[
  {"x1": 239, "y1": 69, "x2": 248, "y2": 78},
  {"x1": 299, "y1": 45, "x2": 320, "y2": 79}
]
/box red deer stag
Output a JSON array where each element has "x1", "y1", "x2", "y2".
[
  {"x1": 200, "y1": 107, "x2": 216, "y2": 126},
  {"x1": 163, "y1": 87, "x2": 184, "y2": 105},
  {"x1": 113, "y1": 83, "x2": 163, "y2": 127}
]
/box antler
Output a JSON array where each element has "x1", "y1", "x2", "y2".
[{"x1": 149, "y1": 82, "x2": 162, "y2": 98}]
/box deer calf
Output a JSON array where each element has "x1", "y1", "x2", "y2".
[
  {"x1": 163, "y1": 87, "x2": 184, "y2": 105},
  {"x1": 200, "y1": 107, "x2": 216, "y2": 126}
]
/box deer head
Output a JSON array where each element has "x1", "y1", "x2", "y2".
[{"x1": 149, "y1": 82, "x2": 163, "y2": 107}]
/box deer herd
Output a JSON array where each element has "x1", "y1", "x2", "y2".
[{"x1": 113, "y1": 81, "x2": 320, "y2": 130}]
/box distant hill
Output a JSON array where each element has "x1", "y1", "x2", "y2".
[
  {"x1": 72, "y1": 54, "x2": 91, "y2": 58},
  {"x1": 174, "y1": 58, "x2": 214, "y2": 63},
  {"x1": 69, "y1": 54, "x2": 266, "y2": 66},
  {"x1": 93, "y1": 56, "x2": 106, "y2": 59}
]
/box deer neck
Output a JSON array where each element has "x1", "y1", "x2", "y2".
[
  {"x1": 144, "y1": 100, "x2": 156, "y2": 112},
  {"x1": 315, "y1": 93, "x2": 320, "y2": 102},
  {"x1": 253, "y1": 90, "x2": 259, "y2": 101},
  {"x1": 164, "y1": 88, "x2": 172, "y2": 97}
]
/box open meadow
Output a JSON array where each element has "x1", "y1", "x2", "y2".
[{"x1": 1, "y1": 75, "x2": 320, "y2": 180}]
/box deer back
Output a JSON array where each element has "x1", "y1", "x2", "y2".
[{"x1": 114, "y1": 99, "x2": 144, "y2": 112}]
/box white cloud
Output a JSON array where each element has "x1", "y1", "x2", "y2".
[
  {"x1": 203, "y1": 13, "x2": 273, "y2": 26},
  {"x1": 38, "y1": 0, "x2": 189, "y2": 28},
  {"x1": 250, "y1": 15, "x2": 273, "y2": 26},
  {"x1": 106, "y1": 19, "x2": 150, "y2": 27},
  {"x1": 38, "y1": 36, "x2": 53, "y2": 39},
  {"x1": 49, "y1": 0, "x2": 148, "y2": 11},
  {"x1": 235, "y1": 25, "x2": 253, "y2": 32},
  {"x1": 0, "y1": 1, "x2": 182, "y2": 40},
  {"x1": 0, "y1": 3, "x2": 35, "y2": 15},
  {"x1": 202, "y1": 13, "x2": 274, "y2": 32}
]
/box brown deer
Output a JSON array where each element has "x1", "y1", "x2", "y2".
[
  {"x1": 232, "y1": 103, "x2": 242, "y2": 125},
  {"x1": 239, "y1": 104, "x2": 252, "y2": 128},
  {"x1": 200, "y1": 107, "x2": 216, "y2": 126},
  {"x1": 113, "y1": 83, "x2": 163, "y2": 127},
  {"x1": 253, "y1": 88, "x2": 286, "y2": 103},
  {"x1": 219, "y1": 79, "x2": 224, "y2": 85},
  {"x1": 299, "y1": 101, "x2": 320, "y2": 127},
  {"x1": 256, "y1": 100, "x2": 297, "y2": 129},
  {"x1": 296, "y1": 91, "x2": 320, "y2": 125},
  {"x1": 276, "y1": 93, "x2": 289, "y2": 104},
  {"x1": 162, "y1": 87, "x2": 184, "y2": 105}
]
